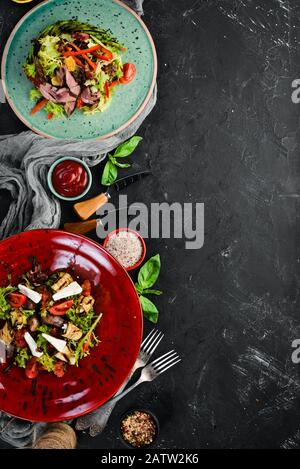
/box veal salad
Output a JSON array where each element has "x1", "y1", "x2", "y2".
[
  {"x1": 0, "y1": 259, "x2": 102, "y2": 379},
  {"x1": 23, "y1": 20, "x2": 136, "y2": 119}
]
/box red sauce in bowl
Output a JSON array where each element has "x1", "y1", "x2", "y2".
[{"x1": 52, "y1": 160, "x2": 88, "y2": 198}]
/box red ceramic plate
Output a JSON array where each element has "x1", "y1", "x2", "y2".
[{"x1": 0, "y1": 229, "x2": 143, "y2": 421}]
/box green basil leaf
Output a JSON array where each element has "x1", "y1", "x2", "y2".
[
  {"x1": 101, "y1": 160, "x2": 118, "y2": 186},
  {"x1": 113, "y1": 136, "x2": 143, "y2": 158},
  {"x1": 110, "y1": 157, "x2": 131, "y2": 168},
  {"x1": 140, "y1": 295, "x2": 159, "y2": 323},
  {"x1": 142, "y1": 289, "x2": 163, "y2": 296},
  {"x1": 138, "y1": 254, "x2": 161, "y2": 289},
  {"x1": 135, "y1": 283, "x2": 143, "y2": 295}
]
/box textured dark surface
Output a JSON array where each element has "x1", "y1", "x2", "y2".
[{"x1": 1, "y1": 0, "x2": 300, "y2": 449}]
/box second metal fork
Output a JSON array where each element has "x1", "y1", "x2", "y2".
[
  {"x1": 107, "y1": 349, "x2": 181, "y2": 406},
  {"x1": 75, "y1": 329, "x2": 164, "y2": 435}
]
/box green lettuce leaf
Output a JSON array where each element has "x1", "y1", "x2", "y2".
[
  {"x1": 38, "y1": 35, "x2": 62, "y2": 76},
  {"x1": 14, "y1": 348, "x2": 30, "y2": 368},
  {"x1": 29, "y1": 89, "x2": 42, "y2": 101},
  {"x1": 45, "y1": 101, "x2": 65, "y2": 118},
  {"x1": 23, "y1": 63, "x2": 36, "y2": 78}
]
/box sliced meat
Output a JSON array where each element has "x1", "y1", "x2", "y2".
[
  {"x1": 64, "y1": 101, "x2": 76, "y2": 117},
  {"x1": 80, "y1": 86, "x2": 100, "y2": 105},
  {"x1": 54, "y1": 88, "x2": 77, "y2": 103},
  {"x1": 39, "y1": 83, "x2": 57, "y2": 102},
  {"x1": 65, "y1": 69, "x2": 81, "y2": 96},
  {"x1": 72, "y1": 32, "x2": 90, "y2": 41},
  {"x1": 55, "y1": 66, "x2": 66, "y2": 87}
]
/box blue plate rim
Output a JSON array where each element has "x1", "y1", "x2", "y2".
[{"x1": 1, "y1": 0, "x2": 157, "y2": 141}]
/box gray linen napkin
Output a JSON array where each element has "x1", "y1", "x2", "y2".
[{"x1": 0, "y1": 0, "x2": 156, "y2": 448}]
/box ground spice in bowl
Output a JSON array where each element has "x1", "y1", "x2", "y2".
[
  {"x1": 104, "y1": 229, "x2": 146, "y2": 271},
  {"x1": 120, "y1": 410, "x2": 158, "y2": 448}
]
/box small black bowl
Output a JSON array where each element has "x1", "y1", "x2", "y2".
[{"x1": 119, "y1": 408, "x2": 159, "y2": 449}]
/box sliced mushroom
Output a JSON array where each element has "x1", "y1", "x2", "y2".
[
  {"x1": 62, "y1": 323, "x2": 82, "y2": 341},
  {"x1": 0, "y1": 322, "x2": 13, "y2": 345},
  {"x1": 42, "y1": 314, "x2": 65, "y2": 328},
  {"x1": 80, "y1": 295, "x2": 95, "y2": 313},
  {"x1": 28, "y1": 316, "x2": 40, "y2": 332},
  {"x1": 52, "y1": 273, "x2": 73, "y2": 292},
  {"x1": 11, "y1": 309, "x2": 27, "y2": 328}
]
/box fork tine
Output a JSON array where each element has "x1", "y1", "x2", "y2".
[
  {"x1": 141, "y1": 329, "x2": 156, "y2": 348},
  {"x1": 155, "y1": 354, "x2": 180, "y2": 371},
  {"x1": 143, "y1": 330, "x2": 160, "y2": 353},
  {"x1": 151, "y1": 349, "x2": 176, "y2": 366},
  {"x1": 146, "y1": 331, "x2": 164, "y2": 356},
  {"x1": 157, "y1": 358, "x2": 181, "y2": 375}
]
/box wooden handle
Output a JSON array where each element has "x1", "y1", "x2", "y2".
[
  {"x1": 73, "y1": 192, "x2": 109, "y2": 220},
  {"x1": 64, "y1": 219, "x2": 97, "y2": 235}
]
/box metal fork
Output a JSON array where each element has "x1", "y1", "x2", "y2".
[
  {"x1": 107, "y1": 350, "x2": 181, "y2": 406},
  {"x1": 75, "y1": 329, "x2": 164, "y2": 435}
]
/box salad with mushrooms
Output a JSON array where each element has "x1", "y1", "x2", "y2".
[{"x1": 0, "y1": 259, "x2": 102, "y2": 379}]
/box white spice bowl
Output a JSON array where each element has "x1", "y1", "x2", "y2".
[{"x1": 103, "y1": 228, "x2": 146, "y2": 271}]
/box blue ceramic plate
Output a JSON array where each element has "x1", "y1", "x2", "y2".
[{"x1": 1, "y1": 0, "x2": 157, "y2": 140}]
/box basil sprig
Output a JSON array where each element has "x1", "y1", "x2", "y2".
[
  {"x1": 135, "y1": 254, "x2": 162, "y2": 324},
  {"x1": 101, "y1": 136, "x2": 143, "y2": 186}
]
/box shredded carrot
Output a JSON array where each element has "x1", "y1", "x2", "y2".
[
  {"x1": 74, "y1": 56, "x2": 84, "y2": 67},
  {"x1": 47, "y1": 113, "x2": 54, "y2": 120},
  {"x1": 82, "y1": 54, "x2": 97, "y2": 70},
  {"x1": 30, "y1": 98, "x2": 48, "y2": 115},
  {"x1": 69, "y1": 42, "x2": 97, "y2": 71},
  {"x1": 105, "y1": 81, "x2": 110, "y2": 98},
  {"x1": 76, "y1": 97, "x2": 83, "y2": 109}
]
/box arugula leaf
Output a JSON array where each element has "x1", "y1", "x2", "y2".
[
  {"x1": 0, "y1": 286, "x2": 16, "y2": 320},
  {"x1": 139, "y1": 296, "x2": 158, "y2": 324},
  {"x1": 101, "y1": 160, "x2": 118, "y2": 185},
  {"x1": 137, "y1": 254, "x2": 161, "y2": 290},
  {"x1": 74, "y1": 313, "x2": 102, "y2": 364},
  {"x1": 113, "y1": 136, "x2": 143, "y2": 158}
]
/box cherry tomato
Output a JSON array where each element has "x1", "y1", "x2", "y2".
[
  {"x1": 14, "y1": 329, "x2": 27, "y2": 348},
  {"x1": 25, "y1": 357, "x2": 39, "y2": 379},
  {"x1": 82, "y1": 341, "x2": 90, "y2": 353},
  {"x1": 82, "y1": 333, "x2": 92, "y2": 353},
  {"x1": 81, "y1": 280, "x2": 91, "y2": 297},
  {"x1": 7, "y1": 292, "x2": 27, "y2": 308},
  {"x1": 49, "y1": 299, "x2": 74, "y2": 316},
  {"x1": 54, "y1": 361, "x2": 65, "y2": 378},
  {"x1": 119, "y1": 63, "x2": 136, "y2": 84}
]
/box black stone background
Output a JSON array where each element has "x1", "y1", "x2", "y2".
[{"x1": 1, "y1": 0, "x2": 300, "y2": 449}]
